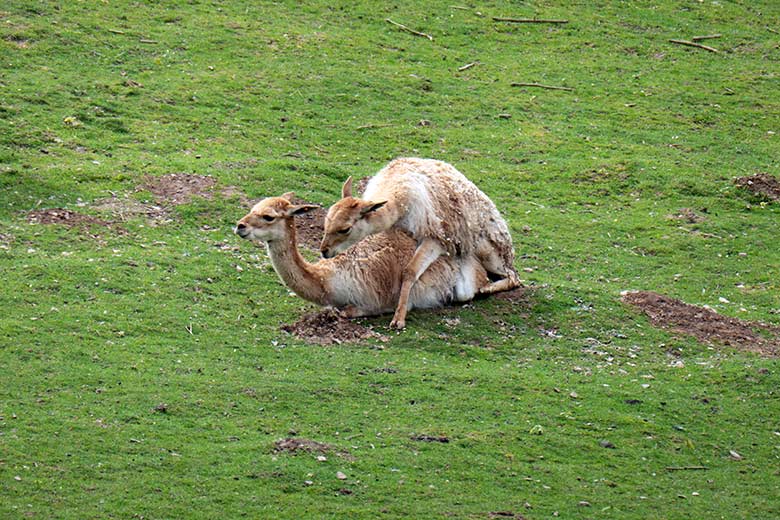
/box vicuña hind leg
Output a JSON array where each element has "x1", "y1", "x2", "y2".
[{"x1": 390, "y1": 239, "x2": 444, "y2": 329}]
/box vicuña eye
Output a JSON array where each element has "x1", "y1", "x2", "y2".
[
  {"x1": 262, "y1": 215, "x2": 275, "y2": 222},
  {"x1": 338, "y1": 227, "x2": 351, "y2": 235}
]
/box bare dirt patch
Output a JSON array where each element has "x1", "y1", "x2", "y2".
[
  {"x1": 734, "y1": 173, "x2": 780, "y2": 201},
  {"x1": 140, "y1": 173, "x2": 217, "y2": 205},
  {"x1": 290, "y1": 196, "x2": 327, "y2": 251},
  {"x1": 273, "y1": 438, "x2": 333, "y2": 454},
  {"x1": 281, "y1": 309, "x2": 389, "y2": 345},
  {"x1": 621, "y1": 291, "x2": 780, "y2": 357},
  {"x1": 92, "y1": 196, "x2": 170, "y2": 225},
  {"x1": 666, "y1": 208, "x2": 707, "y2": 223},
  {"x1": 273, "y1": 438, "x2": 353, "y2": 459},
  {"x1": 488, "y1": 512, "x2": 527, "y2": 520},
  {"x1": 27, "y1": 208, "x2": 123, "y2": 237},
  {"x1": 411, "y1": 434, "x2": 449, "y2": 443}
]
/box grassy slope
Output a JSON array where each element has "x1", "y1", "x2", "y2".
[{"x1": 1, "y1": 1, "x2": 779, "y2": 518}]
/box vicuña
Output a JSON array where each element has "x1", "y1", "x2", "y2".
[{"x1": 235, "y1": 193, "x2": 493, "y2": 320}]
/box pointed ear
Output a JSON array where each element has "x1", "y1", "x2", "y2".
[
  {"x1": 341, "y1": 176, "x2": 353, "y2": 198},
  {"x1": 360, "y1": 200, "x2": 387, "y2": 216},
  {"x1": 287, "y1": 204, "x2": 320, "y2": 217},
  {"x1": 281, "y1": 192, "x2": 295, "y2": 201}
]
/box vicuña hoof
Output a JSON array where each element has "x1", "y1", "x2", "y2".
[{"x1": 389, "y1": 317, "x2": 406, "y2": 330}]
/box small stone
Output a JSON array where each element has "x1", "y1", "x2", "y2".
[
  {"x1": 336, "y1": 471, "x2": 347, "y2": 480},
  {"x1": 578, "y1": 501, "x2": 591, "y2": 507},
  {"x1": 729, "y1": 450, "x2": 743, "y2": 460}
]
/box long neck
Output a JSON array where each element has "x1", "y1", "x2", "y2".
[{"x1": 265, "y1": 220, "x2": 328, "y2": 305}]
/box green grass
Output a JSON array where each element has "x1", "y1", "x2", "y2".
[{"x1": 2, "y1": 1, "x2": 780, "y2": 518}]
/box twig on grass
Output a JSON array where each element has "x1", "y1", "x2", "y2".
[
  {"x1": 666, "y1": 466, "x2": 709, "y2": 471},
  {"x1": 668, "y1": 39, "x2": 719, "y2": 53},
  {"x1": 139, "y1": 39, "x2": 158, "y2": 44},
  {"x1": 691, "y1": 34, "x2": 722, "y2": 41},
  {"x1": 766, "y1": 27, "x2": 778, "y2": 35},
  {"x1": 457, "y1": 61, "x2": 479, "y2": 72},
  {"x1": 493, "y1": 17, "x2": 569, "y2": 24},
  {"x1": 511, "y1": 82, "x2": 574, "y2": 91},
  {"x1": 107, "y1": 29, "x2": 125, "y2": 34},
  {"x1": 386, "y1": 19, "x2": 433, "y2": 41}
]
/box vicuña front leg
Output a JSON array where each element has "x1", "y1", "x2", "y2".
[
  {"x1": 477, "y1": 245, "x2": 521, "y2": 295},
  {"x1": 390, "y1": 238, "x2": 444, "y2": 329}
]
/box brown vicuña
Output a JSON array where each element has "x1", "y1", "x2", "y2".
[{"x1": 235, "y1": 193, "x2": 492, "y2": 320}]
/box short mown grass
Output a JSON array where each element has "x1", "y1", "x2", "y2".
[{"x1": 1, "y1": 1, "x2": 779, "y2": 518}]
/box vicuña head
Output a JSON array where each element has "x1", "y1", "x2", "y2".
[
  {"x1": 320, "y1": 176, "x2": 387, "y2": 258},
  {"x1": 235, "y1": 192, "x2": 319, "y2": 243}
]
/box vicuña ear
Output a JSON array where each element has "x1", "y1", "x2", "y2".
[
  {"x1": 288, "y1": 204, "x2": 320, "y2": 216},
  {"x1": 360, "y1": 200, "x2": 387, "y2": 216},
  {"x1": 341, "y1": 176, "x2": 353, "y2": 198},
  {"x1": 281, "y1": 192, "x2": 295, "y2": 201}
]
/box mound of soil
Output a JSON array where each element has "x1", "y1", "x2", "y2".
[
  {"x1": 621, "y1": 291, "x2": 779, "y2": 357},
  {"x1": 140, "y1": 173, "x2": 217, "y2": 205},
  {"x1": 734, "y1": 173, "x2": 780, "y2": 201},
  {"x1": 290, "y1": 196, "x2": 327, "y2": 252},
  {"x1": 281, "y1": 309, "x2": 388, "y2": 345},
  {"x1": 273, "y1": 438, "x2": 333, "y2": 454},
  {"x1": 27, "y1": 208, "x2": 122, "y2": 237}
]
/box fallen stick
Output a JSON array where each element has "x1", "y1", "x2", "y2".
[
  {"x1": 665, "y1": 466, "x2": 709, "y2": 471},
  {"x1": 768, "y1": 28, "x2": 779, "y2": 35},
  {"x1": 107, "y1": 29, "x2": 125, "y2": 34},
  {"x1": 457, "y1": 61, "x2": 478, "y2": 71},
  {"x1": 668, "y1": 39, "x2": 719, "y2": 53},
  {"x1": 493, "y1": 17, "x2": 568, "y2": 24},
  {"x1": 511, "y1": 82, "x2": 573, "y2": 91},
  {"x1": 691, "y1": 34, "x2": 722, "y2": 41},
  {"x1": 386, "y1": 19, "x2": 433, "y2": 41},
  {"x1": 139, "y1": 39, "x2": 158, "y2": 44}
]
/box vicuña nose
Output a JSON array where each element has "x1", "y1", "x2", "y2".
[
  {"x1": 320, "y1": 247, "x2": 330, "y2": 259},
  {"x1": 236, "y1": 223, "x2": 246, "y2": 230}
]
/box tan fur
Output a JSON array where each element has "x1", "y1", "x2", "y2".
[
  {"x1": 235, "y1": 195, "x2": 490, "y2": 318},
  {"x1": 320, "y1": 158, "x2": 520, "y2": 326}
]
